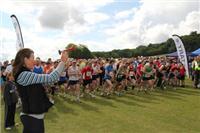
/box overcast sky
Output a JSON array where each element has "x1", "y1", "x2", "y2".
[{"x1": 0, "y1": 0, "x2": 199, "y2": 61}]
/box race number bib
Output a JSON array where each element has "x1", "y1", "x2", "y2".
[
  {"x1": 86, "y1": 71, "x2": 92, "y2": 77},
  {"x1": 145, "y1": 73, "x2": 151, "y2": 78},
  {"x1": 129, "y1": 71, "x2": 134, "y2": 76},
  {"x1": 109, "y1": 72, "x2": 114, "y2": 78}
]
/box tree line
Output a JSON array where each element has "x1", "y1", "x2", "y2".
[{"x1": 66, "y1": 31, "x2": 200, "y2": 59}]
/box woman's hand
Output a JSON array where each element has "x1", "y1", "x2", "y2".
[{"x1": 61, "y1": 50, "x2": 68, "y2": 63}]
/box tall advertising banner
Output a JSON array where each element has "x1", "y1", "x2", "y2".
[
  {"x1": 10, "y1": 15, "x2": 24, "y2": 51},
  {"x1": 172, "y1": 35, "x2": 189, "y2": 76}
]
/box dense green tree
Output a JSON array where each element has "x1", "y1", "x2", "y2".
[
  {"x1": 91, "y1": 31, "x2": 200, "y2": 57},
  {"x1": 66, "y1": 43, "x2": 93, "y2": 59},
  {"x1": 65, "y1": 32, "x2": 200, "y2": 58}
]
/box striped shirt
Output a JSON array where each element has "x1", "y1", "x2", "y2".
[
  {"x1": 17, "y1": 62, "x2": 65, "y2": 86},
  {"x1": 16, "y1": 62, "x2": 65, "y2": 119}
]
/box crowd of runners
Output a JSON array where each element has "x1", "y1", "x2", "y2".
[
  {"x1": 1, "y1": 56, "x2": 200, "y2": 103},
  {"x1": 1, "y1": 55, "x2": 200, "y2": 131}
]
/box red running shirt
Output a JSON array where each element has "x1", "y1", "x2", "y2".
[
  {"x1": 179, "y1": 67, "x2": 185, "y2": 76},
  {"x1": 81, "y1": 66, "x2": 93, "y2": 80}
]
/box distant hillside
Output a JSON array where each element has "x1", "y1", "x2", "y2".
[{"x1": 92, "y1": 31, "x2": 200, "y2": 58}]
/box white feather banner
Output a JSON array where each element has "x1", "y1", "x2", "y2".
[
  {"x1": 172, "y1": 35, "x2": 189, "y2": 76},
  {"x1": 10, "y1": 14, "x2": 24, "y2": 51}
]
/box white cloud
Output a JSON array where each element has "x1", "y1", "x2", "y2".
[
  {"x1": 1, "y1": 0, "x2": 113, "y2": 33},
  {"x1": 175, "y1": 11, "x2": 200, "y2": 35},
  {"x1": 0, "y1": 0, "x2": 36, "y2": 14},
  {"x1": 0, "y1": 0, "x2": 114, "y2": 61},
  {"x1": 0, "y1": 25, "x2": 73, "y2": 62},
  {"x1": 103, "y1": 0, "x2": 200, "y2": 49},
  {"x1": 114, "y1": 8, "x2": 137, "y2": 20},
  {"x1": 84, "y1": 12, "x2": 110, "y2": 25},
  {"x1": 38, "y1": 3, "x2": 85, "y2": 30},
  {"x1": 69, "y1": 0, "x2": 114, "y2": 12},
  {"x1": 142, "y1": 24, "x2": 174, "y2": 44},
  {"x1": 21, "y1": 28, "x2": 78, "y2": 61},
  {"x1": 81, "y1": 40, "x2": 113, "y2": 51},
  {"x1": 0, "y1": 27, "x2": 16, "y2": 61},
  {"x1": 36, "y1": 0, "x2": 113, "y2": 30},
  {"x1": 1, "y1": 0, "x2": 200, "y2": 62}
]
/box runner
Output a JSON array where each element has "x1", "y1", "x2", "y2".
[
  {"x1": 127, "y1": 60, "x2": 137, "y2": 90},
  {"x1": 33, "y1": 57, "x2": 43, "y2": 74},
  {"x1": 115, "y1": 61, "x2": 127, "y2": 96},
  {"x1": 67, "y1": 60, "x2": 81, "y2": 102},
  {"x1": 81, "y1": 61, "x2": 95, "y2": 98},
  {"x1": 103, "y1": 60, "x2": 115, "y2": 96}
]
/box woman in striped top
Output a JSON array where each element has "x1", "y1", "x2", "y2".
[{"x1": 13, "y1": 48, "x2": 68, "y2": 133}]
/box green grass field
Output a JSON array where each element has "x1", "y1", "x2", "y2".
[{"x1": 1, "y1": 83, "x2": 200, "y2": 133}]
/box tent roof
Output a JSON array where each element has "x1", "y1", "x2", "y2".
[
  {"x1": 166, "y1": 51, "x2": 197, "y2": 57},
  {"x1": 192, "y1": 48, "x2": 200, "y2": 55}
]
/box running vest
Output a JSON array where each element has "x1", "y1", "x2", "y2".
[
  {"x1": 195, "y1": 62, "x2": 200, "y2": 70},
  {"x1": 143, "y1": 66, "x2": 152, "y2": 77}
]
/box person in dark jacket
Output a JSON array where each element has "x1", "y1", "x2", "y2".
[
  {"x1": 12, "y1": 48, "x2": 68, "y2": 133},
  {"x1": 3, "y1": 72, "x2": 18, "y2": 130}
]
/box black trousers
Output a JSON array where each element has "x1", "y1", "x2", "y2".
[
  {"x1": 20, "y1": 115, "x2": 44, "y2": 133},
  {"x1": 99, "y1": 75, "x2": 104, "y2": 86},
  {"x1": 194, "y1": 70, "x2": 200, "y2": 87},
  {"x1": 4, "y1": 103, "x2": 16, "y2": 128}
]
